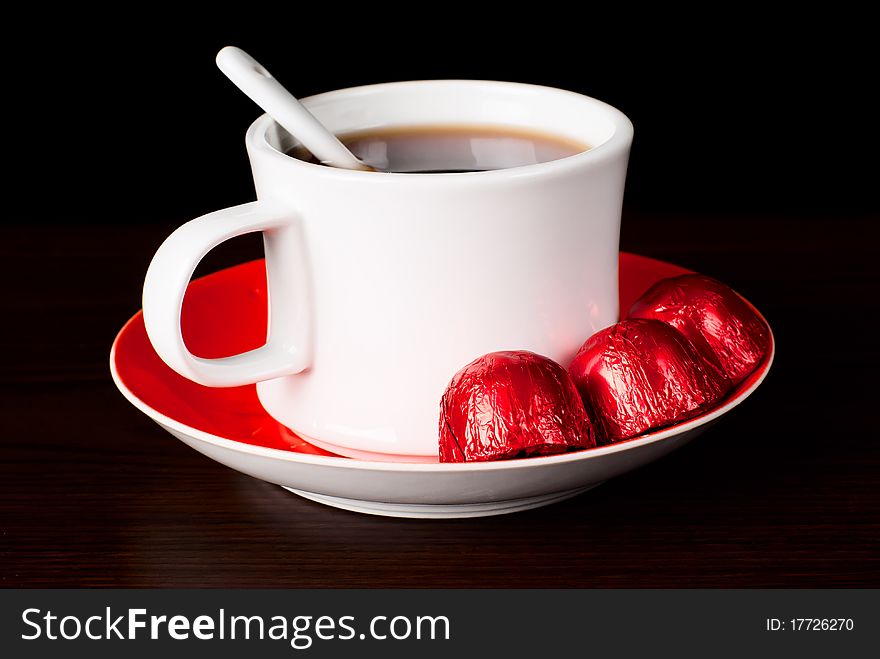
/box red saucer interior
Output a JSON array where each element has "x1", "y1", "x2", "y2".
[{"x1": 114, "y1": 253, "x2": 737, "y2": 456}]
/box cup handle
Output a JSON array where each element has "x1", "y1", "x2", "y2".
[{"x1": 142, "y1": 201, "x2": 311, "y2": 387}]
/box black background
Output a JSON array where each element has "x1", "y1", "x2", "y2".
[
  {"x1": 3, "y1": 11, "x2": 878, "y2": 588},
  {"x1": 9, "y1": 11, "x2": 878, "y2": 223}
]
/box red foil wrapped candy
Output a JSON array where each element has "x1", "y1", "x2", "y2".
[
  {"x1": 569, "y1": 319, "x2": 731, "y2": 444},
  {"x1": 628, "y1": 274, "x2": 770, "y2": 385},
  {"x1": 439, "y1": 351, "x2": 596, "y2": 463}
]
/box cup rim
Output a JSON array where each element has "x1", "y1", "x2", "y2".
[{"x1": 246, "y1": 79, "x2": 634, "y2": 181}]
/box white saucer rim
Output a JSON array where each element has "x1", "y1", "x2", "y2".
[
  {"x1": 110, "y1": 317, "x2": 773, "y2": 473},
  {"x1": 282, "y1": 485, "x2": 601, "y2": 518}
]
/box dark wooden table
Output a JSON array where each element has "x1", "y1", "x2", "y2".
[{"x1": 2, "y1": 213, "x2": 877, "y2": 587}]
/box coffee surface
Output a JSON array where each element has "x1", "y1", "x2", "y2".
[{"x1": 287, "y1": 125, "x2": 589, "y2": 173}]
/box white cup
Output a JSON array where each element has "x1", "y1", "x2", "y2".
[{"x1": 143, "y1": 80, "x2": 633, "y2": 461}]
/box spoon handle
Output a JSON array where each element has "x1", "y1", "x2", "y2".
[{"x1": 216, "y1": 46, "x2": 372, "y2": 171}]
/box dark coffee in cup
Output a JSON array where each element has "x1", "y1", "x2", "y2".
[{"x1": 287, "y1": 125, "x2": 589, "y2": 173}]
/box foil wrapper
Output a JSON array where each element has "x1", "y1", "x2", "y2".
[
  {"x1": 628, "y1": 274, "x2": 770, "y2": 385},
  {"x1": 439, "y1": 351, "x2": 596, "y2": 463},
  {"x1": 569, "y1": 319, "x2": 731, "y2": 444}
]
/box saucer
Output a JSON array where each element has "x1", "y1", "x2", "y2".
[{"x1": 111, "y1": 253, "x2": 774, "y2": 518}]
